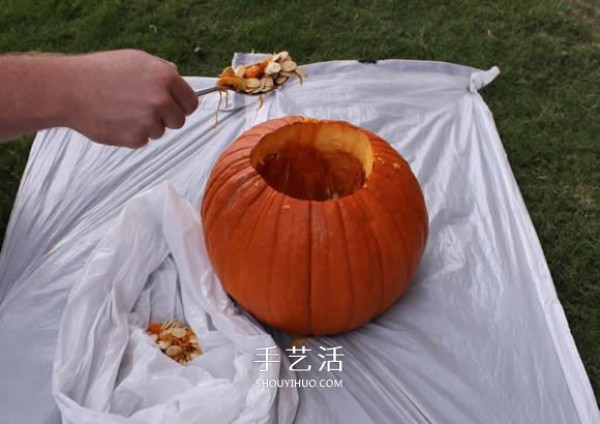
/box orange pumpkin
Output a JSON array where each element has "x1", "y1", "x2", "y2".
[{"x1": 201, "y1": 116, "x2": 428, "y2": 335}]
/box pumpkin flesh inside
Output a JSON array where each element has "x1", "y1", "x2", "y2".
[{"x1": 251, "y1": 122, "x2": 374, "y2": 201}]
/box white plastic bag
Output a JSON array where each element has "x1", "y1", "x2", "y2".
[{"x1": 52, "y1": 184, "x2": 298, "y2": 424}]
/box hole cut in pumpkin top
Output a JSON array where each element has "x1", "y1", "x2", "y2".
[{"x1": 251, "y1": 121, "x2": 374, "y2": 201}]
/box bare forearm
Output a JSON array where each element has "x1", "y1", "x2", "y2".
[
  {"x1": 0, "y1": 49, "x2": 198, "y2": 148},
  {"x1": 0, "y1": 53, "x2": 74, "y2": 141}
]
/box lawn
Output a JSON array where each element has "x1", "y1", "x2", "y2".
[{"x1": 1, "y1": 0, "x2": 598, "y2": 401}]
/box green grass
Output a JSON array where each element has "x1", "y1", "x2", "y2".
[{"x1": 1, "y1": 0, "x2": 599, "y2": 402}]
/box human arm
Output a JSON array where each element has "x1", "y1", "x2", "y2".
[{"x1": 0, "y1": 49, "x2": 199, "y2": 148}]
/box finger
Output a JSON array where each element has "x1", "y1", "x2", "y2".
[
  {"x1": 125, "y1": 131, "x2": 149, "y2": 149},
  {"x1": 156, "y1": 56, "x2": 178, "y2": 69},
  {"x1": 169, "y1": 76, "x2": 199, "y2": 116},
  {"x1": 148, "y1": 119, "x2": 166, "y2": 140},
  {"x1": 161, "y1": 98, "x2": 187, "y2": 130}
]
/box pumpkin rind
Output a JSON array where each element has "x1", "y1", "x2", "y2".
[{"x1": 201, "y1": 116, "x2": 428, "y2": 335}]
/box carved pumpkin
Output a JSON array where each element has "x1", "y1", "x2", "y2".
[{"x1": 201, "y1": 116, "x2": 428, "y2": 335}]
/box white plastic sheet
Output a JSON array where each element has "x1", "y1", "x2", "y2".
[
  {"x1": 52, "y1": 184, "x2": 297, "y2": 423},
  {"x1": 0, "y1": 55, "x2": 598, "y2": 423}
]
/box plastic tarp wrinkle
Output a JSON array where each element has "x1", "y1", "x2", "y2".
[
  {"x1": 0, "y1": 56, "x2": 598, "y2": 424},
  {"x1": 52, "y1": 184, "x2": 298, "y2": 423}
]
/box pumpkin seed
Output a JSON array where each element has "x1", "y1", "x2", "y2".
[
  {"x1": 263, "y1": 76, "x2": 274, "y2": 90},
  {"x1": 272, "y1": 51, "x2": 289, "y2": 62},
  {"x1": 166, "y1": 345, "x2": 183, "y2": 357},
  {"x1": 265, "y1": 61, "x2": 281, "y2": 75},
  {"x1": 147, "y1": 319, "x2": 202, "y2": 364},
  {"x1": 245, "y1": 78, "x2": 261, "y2": 89},
  {"x1": 234, "y1": 65, "x2": 246, "y2": 78},
  {"x1": 259, "y1": 77, "x2": 268, "y2": 90},
  {"x1": 280, "y1": 60, "x2": 297, "y2": 72},
  {"x1": 162, "y1": 319, "x2": 181, "y2": 331},
  {"x1": 170, "y1": 328, "x2": 187, "y2": 339}
]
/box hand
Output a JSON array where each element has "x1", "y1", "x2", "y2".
[{"x1": 63, "y1": 49, "x2": 199, "y2": 148}]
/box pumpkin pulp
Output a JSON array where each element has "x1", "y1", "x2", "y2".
[{"x1": 251, "y1": 121, "x2": 374, "y2": 201}]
